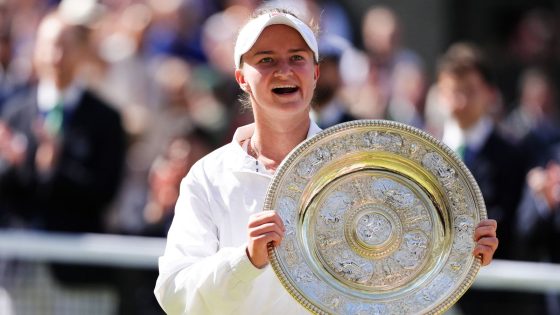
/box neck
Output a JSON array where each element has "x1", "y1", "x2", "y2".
[{"x1": 251, "y1": 113, "x2": 310, "y2": 171}]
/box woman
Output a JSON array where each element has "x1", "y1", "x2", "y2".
[{"x1": 154, "y1": 7, "x2": 498, "y2": 315}]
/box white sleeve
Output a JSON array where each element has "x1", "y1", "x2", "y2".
[{"x1": 154, "y1": 164, "x2": 265, "y2": 315}]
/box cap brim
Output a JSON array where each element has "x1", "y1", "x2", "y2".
[{"x1": 234, "y1": 13, "x2": 318, "y2": 69}]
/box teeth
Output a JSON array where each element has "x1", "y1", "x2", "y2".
[{"x1": 273, "y1": 85, "x2": 297, "y2": 89}]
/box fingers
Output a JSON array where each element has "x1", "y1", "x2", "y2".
[
  {"x1": 473, "y1": 219, "x2": 498, "y2": 266},
  {"x1": 246, "y1": 210, "x2": 285, "y2": 268},
  {"x1": 248, "y1": 222, "x2": 285, "y2": 246},
  {"x1": 473, "y1": 237, "x2": 498, "y2": 266},
  {"x1": 474, "y1": 219, "x2": 497, "y2": 241},
  {"x1": 249, "y1": 229, "x2": 284, "y2": 248},
  {"x1": 476, "y1": 218, "x2": 497, "y2": 229},
  {"x1": 476, "y1": 235, "x2": 499, "y2": 250},
  {"x1": 248, "y1": 210, "x2": 285, "y2": 231},
  {"x1": 248, "y1": 211, "x2": 285, "y2": 246}
]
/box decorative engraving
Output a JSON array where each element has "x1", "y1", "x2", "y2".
[
  {"x1": 362, "y1": 131, "x2": 403, "y2": 153},
  {"x1": 355, "y1": 212, "x2": 392, "y2": 246},
  {"x1": 317, "y1": 233, "x2": 342, "y2": 250},
  {"x1": 332, "y1": 249, "x2": 373, "y2": 284},
  {"x1": 319, "y1": 191, "x2": 351, "y2": 226},
  {"x1": 278, "y1": 197, "x2": 296, "y2": 222},
  {"x1": 281, "y1": 238, "x2": 300, "y2": 267},
  {"x1": 371, "y1": 178, "x2": 414, "y2": 210},
  {"x1": 292, "y1": 265, "x2": 315, "y2": 283},
  {"x1": 342, "y1": 133, "x2": 363, "y2": 152},
  {"x1": 347, "y1": 303, "x2": 387, "y2": 315},
  {"x1": 309, "y1": 172, "x2": 435, "y2": 291},
  {"x1": 416, "y1": 274, "x2": 454, "y2": 308},
  {"x1": 403, "y1": 204, "x2": 431, "y2": 233},
  {"x1": 394, "y1": 231, "x2": 428, "y2": 269},
  {"x1": 285, "y1": 174, "x2": 306, "y2": 197},
  {"x1": 407, "y1": 140, "x2": 429, "y2": 163},
  {"x1": 326, "y1": 294, "x2": 342, "y2": 311},
  {"x1": 422, "y1": 152, "x2": 457, "y2": 187},
  {"x1": 453, "y1": 215, "x2": 475, "y2": 253}
]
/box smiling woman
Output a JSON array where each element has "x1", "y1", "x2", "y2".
[
  {"x1": 153, "y1": 6, "x2": 499, "y2": 315},
  {"x1": 231, "y1": 9, "x2": 320, "y2": 174}
]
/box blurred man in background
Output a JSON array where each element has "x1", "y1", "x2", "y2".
[
  {"x1": 0, "y1": 7, "x2": 125, "y2": 291},
  {"x1": 435, "y1": 42, "x2": 533, "y2": 315},
  {"x1": 310, "y1": 34, "x2": 356, "y2": 129},
  {"x1": 501, "y1": 67, "x2": 560, "y2": 169}
]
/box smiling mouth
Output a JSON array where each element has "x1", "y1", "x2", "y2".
[{"x1": 272, "y1": 85, "x2": 299, "y2": 95}]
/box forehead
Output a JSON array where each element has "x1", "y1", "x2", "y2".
[
  {"x1": 37, "y1": 18, "x2": 64, "y2": 41},
  {"x1": 38, "y1": 18, "x2": 81, "y2": 48},
  {"x1": 250, "y1": 24, "x2": 309, "y2": 51},
  {"x1": 439, "y1": 70, "x2": 485, "y2": 88}
]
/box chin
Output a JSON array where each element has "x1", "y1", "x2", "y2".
[
  {"x1": 280, "y1": 101, "x2": 310, "y2": 113},
  {"x1": 269, "y1": 103, "x2": 309, "y2": 119}
]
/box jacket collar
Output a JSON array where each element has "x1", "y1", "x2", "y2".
[{"x1": 227, "y1": 120, "x2": 322, "y2": 174}]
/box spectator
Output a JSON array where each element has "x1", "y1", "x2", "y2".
[
  {"x1": 143, "y1": 0, "x2": 215, "y2": 64},
  {"x1": 0, "y1": 8, "x2": 125, "y2": 287},
  {"x1": 200, "y1": 4, "x2": 254, "y2": 144},
  {"x1": 516, "y1": 143, "x2": 560, "y2": 315},
  {"x1": 310, "y1": 34, "x2": 356, "y2": 129},
  {"x1": 117, "y1": 129, "x2": 212, "y2": 315},
  {"x1": 385, "y1": 59, "x2": 427, "y2": 129},
  {"x1": 494, "y1": 8, "x2": 560, "y2": 109},
  {"x1": 501, "y1": 66, "x2": 560, "y2": 168},
  {"x1": 352, "y1": 5, "x2": 425, "y2": 120},
  {"x1": 434, "y1": 42, "x2": 531, "y2": 315},
  {"x1": 143, "y1": 129, "x2": 213, "y2": 237}
]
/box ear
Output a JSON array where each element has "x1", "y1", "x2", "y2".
[
  {"x1": 313, "y1": 64, "x2": 320, "y2": 85},
  {"x1": 235, "y1": 68, "x2": 250, "y2": 92}
]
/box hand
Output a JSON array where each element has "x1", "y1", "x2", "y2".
[
  {"x1": 0, "y1": 121, "x2": 27, "y2": 166},
  {"x1": 35, "y1": 137, "x2": 61, "y2": 173},
  {"x1": 528, "y1": 163, "x2": 560, "y2": 211},
  {"x1": 33, "y1": 118, "x2": 61, "y2": 173},
  {"x1": 542, "y1": 162, "x2": 560, "y2": 211},
  {"x1": 246, "y1": 210, "x2": 285, "y2": 269},
  {"x1": 473, "y1": 219, "x2": 498, "y2": 266}
]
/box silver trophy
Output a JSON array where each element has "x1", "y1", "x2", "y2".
[{"x1": 265, "y1": 120, "x2": 486, "y2": 315}]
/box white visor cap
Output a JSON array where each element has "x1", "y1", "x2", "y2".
[{"x1": 234, "y1": 12, "x2": 319, "y2": 69}]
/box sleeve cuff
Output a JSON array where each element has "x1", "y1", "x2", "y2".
[{"x1": 229, "y1": 245, "x2": 266, "y2": 282}]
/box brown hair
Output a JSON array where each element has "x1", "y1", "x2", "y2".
[{"x1": 437, "y1": 42, "x2": 495, "y2": 85}]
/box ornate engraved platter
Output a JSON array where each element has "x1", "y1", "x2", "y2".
[{"x1": 264, "y1": 120, "x2": 486, "y2": 315}]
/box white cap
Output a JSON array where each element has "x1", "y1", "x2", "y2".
[{"x1": 234, "y1": 12, "x2": 319, "y2": 69}]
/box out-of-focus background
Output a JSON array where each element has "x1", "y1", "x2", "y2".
[{"x1": 0, "y1": 0, "x2": 558, "y2": 314}]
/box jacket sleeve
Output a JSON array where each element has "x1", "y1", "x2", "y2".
[
  {"x1": 154, "y1": 163, "x2": 265, "y2": 315},
  {"x1": 514, "y1": 185, "x2": 556, "y2": 260}
]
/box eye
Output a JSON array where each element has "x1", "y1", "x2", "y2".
[
  {"x1": 259, "y1": 57, "x2": 273, "y2": 64},
  {"x1": 291, "y1": 55, "x2": 304, "y2": 61}
]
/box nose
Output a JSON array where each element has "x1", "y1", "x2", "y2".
[
  {"x1": 41, "y1": 44, "x2": 63, "y2": 67},
  {"x1": 273, "y1": 60, "x2": 292, "y2": 78},
  {"x1": 446, "y1": 90, "x2": 468, "y2": 110}
]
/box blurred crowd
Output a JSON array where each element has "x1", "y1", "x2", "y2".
[{"x1": 0, "y1": 0, "x2": 558, "y2": 314}]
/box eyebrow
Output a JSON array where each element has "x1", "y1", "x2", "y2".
[{"x1": 251, "y1": 48, "x2": 311, "y2": 56}]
